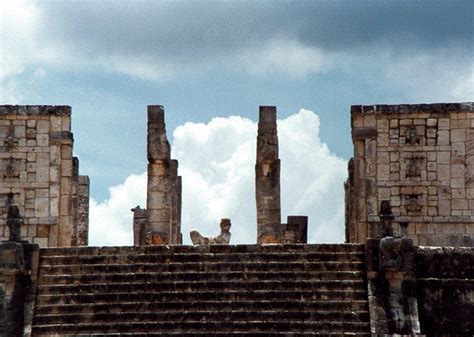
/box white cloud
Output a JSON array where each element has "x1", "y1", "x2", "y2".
[
  {"x1": 382, "y1": 48, "x2": 474, "y2": 102},
  {"x1": 89, "y1": 109, "x2": 347, "y2": 246},
  {"x1": 88, "y1": 173, "x2": 146, "y2": 246},
  {"x1": 236, "y1": 38, "x2": 333, "y2": 79}
]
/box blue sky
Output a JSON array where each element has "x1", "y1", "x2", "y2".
[{"x1": 1, "y1": 1, "x2": 473, "y2": 245}]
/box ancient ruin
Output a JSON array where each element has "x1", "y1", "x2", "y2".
[
  {"x1": 0, "y1": 102, "x2": 473, "y2": 336},
  {"x1": 132, "y1": 105, "x2": 183, "y2": 246},
  {"x1": 190, "y1": 218, "x2": 232, "y2": 245},
  {"x1": 255, "y1": 106, "x2": 282, "y2": 244},
  {"x1": 346, "y1": 103, "x2": 473, "y2": 246},
  {"x1": 0, "y1": 106, "x2": 89, "y2": 247}
]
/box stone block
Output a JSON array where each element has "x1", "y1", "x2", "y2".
[
  {"x1": 451, "y1": 199, "x2": 468, "y2": 210},
  {"x1": 437, "y1": 151, "x2": 450, "y2": 164},
  {"x1": 438, "y1": 199, "x2": 451, "y2": 216},
  {"x1": 61, "y1": 159, "x2": 73, "y2": 177},
  {"x1": 452, "y1": 188, "x2": 466, "y2": 198},
  {"x1": 467, "y1": 188, "x2": 474, "y2": 199},
  {"x1": 33, "y1": 237, "x2": 48, "y2": 247},
  {"x1": 36, "y1": 134, "x2": 49, "y2": 147},
  {"x1": 451, "y1": 129, "x2": 466, "y2": 142},
  {"x1": 36, "y1": 167, "x2": 49, "y2": 182},
  {"x1": 36, "y1": 120, "x2": 50, "y2": 134},
  {"x1": 50, "y1": 116, "x2": 62, "y2": 131},
  {"x1": 451, "y1": 142, "x2": 465, "y2": 157},
  {"x1": 437, "y1": 164, "x2": 450, "y2": 182},
  {"x1": 451, "y1": 164, "x2": 465, "y2": 178},
  {"x1": 35, "y1": 198, "x2": 49, "y2": 217},
  {"x1": 437, "y1": 131, "x2": 450, "y2": 146},
  {"x1": 438, "y1": 118, "x2": 450, "y2": 130},
  {"x1": 451, "y1": 178, "x2": 464, "y2": 189},
  {"x1": 364, "y1": 114, "x2": 376, "y2": 127},
  {"x1": 377, "y1": 165, "x2": 390, "y2": 180}
]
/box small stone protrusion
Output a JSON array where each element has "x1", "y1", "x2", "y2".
[{"x1": 6, "y1": 193, "x2": 23, "y2": 242}]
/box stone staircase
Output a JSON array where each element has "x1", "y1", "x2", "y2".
[{"x1": 31, "y1": 244, "x2": 370, "y2": 336}]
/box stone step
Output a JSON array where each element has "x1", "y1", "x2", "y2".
[
  {"x1": 37, "y1": 279, "x2": 366, "y2": 296},
  {"x1": 69, "y1": 333, "x2": 370, "y2": 337},
  {"x1": 34, "y1": 310, "x2": 370, "y2": 325},
  {"x1": 38, "y1": 244, "x2": 366, "y2": 257},
  {"x1": 32, "y1": 244, "x2": 370, "y2": 336},
  {"x1": 39, "y1": 270, "x2": 366, "y2": 285},
  {"x1": 32, "y1": 320, "x2": 370, "y2": 335},
  {"x1": 34, "y1": 299, "x2": 368, "y2": 315},
  {"x1": 36, "y1": 289, "x2": 368, "y2": 306},
  {"x1": 38, "y1": 261, "x2": 366, "y2": 275},
  {"x1": 39, "y1": 251, "x2": 365, "y2": 265}
]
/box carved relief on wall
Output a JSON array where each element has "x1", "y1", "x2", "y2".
[
  {"x1": 3, "y1": 159, "x2": 21, "y2": 179},
  {"x1": 402, "y1": 194, "x2": 423, "y2": 215}
]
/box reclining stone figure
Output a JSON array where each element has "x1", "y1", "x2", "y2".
[{"x1": 190, "y1": 218, "x2": 231, "y2": 245}]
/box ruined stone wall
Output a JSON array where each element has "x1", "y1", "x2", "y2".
[
  {"x1": 414, "y1": 246, "x2": 473, "y2": 334},
  {"x1": 0, "y1": 105, "x2": 89, "y2": 247},
  {"x1": 347, "y1": 103, "x2": 473, "y2": 246}
]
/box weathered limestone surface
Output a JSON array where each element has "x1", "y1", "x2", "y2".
[
  {"x1": 415, "y1": 246, "x2": 474, "y2": 335},
  {"x1": 0, "y1": 105, "x2": 89, "y2": 248},
  {"x1": 131, "y1": 206, "x2": 147, "y2": 246},
  {"x1": 255, "y1": 106, "x2": 282, "y2": 244},
  {"x1": 145, "y1": 106, "x2": 182, "y2": 245},
  {"x1": 190, "y1": 218, "x2": 231, "y2": 245},
  {"x1": 346, "y1": 102, "x2": 474, "y2": 246},
  {"x1": 282, "y1": 216, "x2": 308, "y2": 244},
  {"x1": 0, "y1": 240, "x2": 39, "y2": 337}
]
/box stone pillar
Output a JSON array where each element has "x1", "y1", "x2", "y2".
[
  {"x1": 146, "y1": 105, "x2": 182, "y2": 245},
  {"x1": 169, "y1": 160, "x2": 182, "y2": 245},
  {"x1": 283, "y1": 216, "x2": 308, "y2": 243},
  {"x1": 255, "y1": 106, "x2": 282, "y2": 244},
  {"x1": 131, "y1": 206, "x2": 147, "y2": 246},
  {"x1": 366, "y1": 202, "x2": 420, "y2": 334},
  {"x1": 76, "y1": 175, "x2": 89, "y2": 246},
  {"x1": 1, "y1": 197, "x2": 39, "y2": 336}
]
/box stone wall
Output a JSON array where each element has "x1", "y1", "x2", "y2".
[
  {"x1": 346, "y1": 103, "x2": 474, "y2": 246},
  {"x1": 415, "y1": 246, "x2": 473, "y2": 335},
  {"x1": 0, "y1": 105, "x2": 89, "y2": 247}
]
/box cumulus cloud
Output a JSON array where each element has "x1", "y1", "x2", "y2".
[{"x1": 89, "y1": 109, "x2": 347, "y2": 246}]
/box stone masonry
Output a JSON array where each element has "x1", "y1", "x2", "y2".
[
  {"x1": 255, "y1": 106, "x2": 282, "y2": 244},
  {"x1": 346, "y1": 102, "x2": 474, "y2": 246},
  {"x1": 135, "y1": 105, "x2": 182, "y2": 245},
  {"x1": 0, "y1": 106, "x2": 89, "y2": 248}
]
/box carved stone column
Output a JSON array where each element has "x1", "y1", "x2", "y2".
[
  {"x1": 146, "y1": 105, "x2": 182, "y2": 245},
  {"x1": 255, "y1": 106, "x2": 282, "y2": 244}
]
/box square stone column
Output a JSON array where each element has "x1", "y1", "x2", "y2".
[{"x1": 255, "y1": 106, "x2": 282, "y2": 244}]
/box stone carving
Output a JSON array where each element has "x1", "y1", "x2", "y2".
[
  {"x1": 6, "y1": 193, "x2": 23, "y2": 242},
  {"x1": 378, "y1": 200, "x2": 394, "y2": 237},
  {"x1": 4, "y1": 127, "x2": 18, "y2": 149},
  {"x1": 407, "y1": 126, "x2": 419, "y2": 145},
  {"x1": 4, "y1": 160, "x2": 18, "y2": 178},
  {"x1": 405, "y1": 195, "x2": 422, "y2": 213},
  {"x1": 146, "y1": 106, "x2": 182, "y2": 245},
  {"x1": 190, "y1": 218, "x2": 231, "y2": 245}
]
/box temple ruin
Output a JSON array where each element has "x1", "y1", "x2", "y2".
[
  {"x1": 0, "y1": 106, "x2": 89, "y2": 247},
  {"x1": 0, "y1": 102, "x2": 473, "y2": 336},
  {"x1": 346, "y1": 103, "x2": 473, "y2": 246}
]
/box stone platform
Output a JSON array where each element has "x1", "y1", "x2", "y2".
[{"x1": 31, "y1": 244, "x2": 370, "y2": 336}]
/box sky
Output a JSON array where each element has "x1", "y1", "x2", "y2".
[{"x1": 1, "y1": 0, "x2": 473, "y2": 246}]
